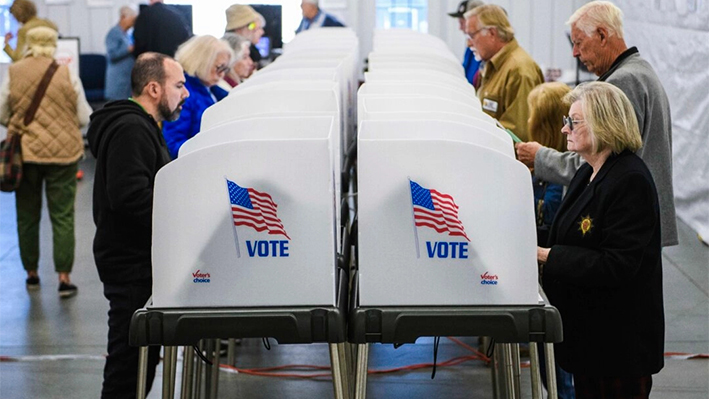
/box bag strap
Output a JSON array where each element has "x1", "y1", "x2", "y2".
[{"x1": 23, "y1": 61, "x2": 59, "y2": 127}]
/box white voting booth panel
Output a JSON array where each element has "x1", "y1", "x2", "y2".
[
  {"x1": 183, "y1": 116, "x2": 336, "y2": 158},
  {"x1": 239, "y1": 68, "x2": 339, "y2": 90},
  {"x1": 358, "y1": 81, "x2": 480, "y2": 108},
  {"x1": 368, "y1": 49, "x2": 460, "y2": 65},
  {"x1": 202, "y1": 80, "x2": 340, "y2": 131},
  {"x1": 358, "y1": 116, "x2": 512, "y2": 158},
  {"x1": 365, "y1": 70, "x2": 469, "y2": 89},
  {"x1": 151, "y1": 138, "x2": 337, "y2": 308},
  {"x1": 357, "y1": 95, "x2": 496, "y2": 135},
  {"x1": 367, "y1": 60, "x2": 464, "y2": 78},
  {"x1": 368, "y1": 54, "x2": 463, "y2": 76},
  {"x1": 357, "y1": 121, "x2": 538, "y2": 306}
]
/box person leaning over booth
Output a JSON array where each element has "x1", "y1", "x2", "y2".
[
  {"x1": 296, "y1": 0, "x2": 344, "y2": 34},
  {"x1": 104, "y1": 5, "x2": 137, "y2": 101},
  {"x1": 515, "y1": 0, "x2": 677, "y2": 247},
  {"x1": 3, "y1": 0, "x2": 57, "y2": 62},
  {"x1": 0, "y1": 26, "x2": 92, "y2": 297},
  {"x1": 87, "y1": 52, "x2": 189, "y2": 399},
  {"x1": 225, "y1": 4, "x2": 265, "y2": 70},
  {"x1": 465, "y1": 4, "x2": 543, "y2": 142},
  {"x1": 162, "y1": 35, "x2": 233, "y2": 158},
  {"x1": 538, "y1": 82, "x2": 664, "y2": 399}
]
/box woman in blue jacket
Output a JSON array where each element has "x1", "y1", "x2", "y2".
[{"x1": 163, "y1": 35, "x2": 233, "y2": 158}]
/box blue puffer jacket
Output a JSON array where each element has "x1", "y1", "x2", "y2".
[{"x1": 162, "y1": 73, "x2": 228, "y2": 158}]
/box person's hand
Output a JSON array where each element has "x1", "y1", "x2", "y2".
[
  {"x1": 515, "y1": 141, "x2": 542, "y2": 167},
  {"x1": 4, "y1": 32, "x2": 13, "y2": 44},
  {"x1": 537, "y1": 247, "x2": 550, "y2": 264}
]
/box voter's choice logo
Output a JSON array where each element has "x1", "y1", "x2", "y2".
[
  {"x1": 192, "y1": 270, "x2": 211, "y2": 284},
  {"x1": 225, "y1": 178, "x2": 290, "y2": 258},
  {"x1": 480, "y1": 271, "x2": 499, "y2": 286},
  {"x1": 409, "y1": 179, "x2": 470, "y2": 259}
]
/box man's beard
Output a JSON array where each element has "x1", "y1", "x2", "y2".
[{"x1": 158, "y1": 97, "x2": 184, "y2": 122}]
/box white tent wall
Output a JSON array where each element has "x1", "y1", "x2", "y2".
[{"x1": 614, "y1": 0, "x2": 709, "y2": 240}]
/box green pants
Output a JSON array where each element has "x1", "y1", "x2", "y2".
[{"x1": 15, "y1": 162, "x2": 78, "y2": 273}]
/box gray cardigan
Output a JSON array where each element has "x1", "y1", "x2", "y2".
[{"x1": 534, "y1": 50, "x2": 678, "y2": 247}]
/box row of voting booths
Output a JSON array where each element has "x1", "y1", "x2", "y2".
[{"x1": 129, "y1": 28, "x2": 563, "y2": 399}]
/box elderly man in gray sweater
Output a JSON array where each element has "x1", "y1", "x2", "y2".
[{"x1": 516, "y1": 1, "x2": 677, "y2": 247}]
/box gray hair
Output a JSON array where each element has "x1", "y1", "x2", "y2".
[
  {"x1": 221, "y1": 33, "x2": 251, "y2": 63},
  {"x1": 302, "y1": 0, "x2": 319, "y2": 5},
  {"x1": 465, "y1": 4, "x2": 514, "y2": 42},
  {"x1": 567, "y1": 1, "x2": 624, "y2": 39},
  {"x1": 119, "y1": 5, "x2": 137, "y2": 19},
  {"x1": 175, "y1": 35, "x2": 234, "y2": 81}
]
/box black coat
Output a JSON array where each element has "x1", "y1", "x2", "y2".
[
  {"x1": 542, "y1": 150, "x2": 664, "y2": 377},
  {"x1": 133, "y1": 3, "x2": 191, "y2": 58},
  {"x1": 87, "y1": 100, "x2": 171, "y2": 284}
]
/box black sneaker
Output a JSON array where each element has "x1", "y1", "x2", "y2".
[
  {"x1": 58, "y1": 282, "x2": 78, "y2": 298},
  {"x1": 26, "y1": 276, "x2": 40, "y2": 290}
]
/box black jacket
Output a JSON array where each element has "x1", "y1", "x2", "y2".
[
  {"x1": 133, "y1": 2, "x2": 191, "y2": 58},
  {"x1": 87, "y1": 100, "x2": 171, "y2": 284},
  {"x1": 543, "y1": 150, "x2": 664, "y2": 376}
]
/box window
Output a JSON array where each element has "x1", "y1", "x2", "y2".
[
  {"x1": 1, "y1": 0, "x2": 19, "y2": 63},
  {"x1": 376, "y1": 0, "x2": 428, "y2": 33},
  {"x1": 168, "y1": 0, "x2": 300, "y2": 44}
]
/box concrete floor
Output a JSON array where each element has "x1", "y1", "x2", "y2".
[{"x1": 1, "y1": 154, "x2": 707, "y2": 398}]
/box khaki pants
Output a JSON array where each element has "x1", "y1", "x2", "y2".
[{"x1": 15, "y1": 162, "x2": 78, "y2": 273}]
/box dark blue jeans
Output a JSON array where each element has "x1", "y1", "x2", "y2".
[{"x1": 102, "y1": 280, "x2": 161, "y2": 399}]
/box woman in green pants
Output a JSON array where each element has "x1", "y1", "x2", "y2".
[{"x1": 0, "y1": 26, "x2": 92, "y2": 297}]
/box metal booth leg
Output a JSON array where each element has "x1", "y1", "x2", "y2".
[
  {"x1": 500, "y1": 343, "x2": 518, "y2": 399},
  {"x1": 181, "y1": 346, "x2": 195, "y2": 399},
  {"x1": 329, "y1": 343, "x2": 351, "y2": 399},
  {"x1": 209, "y1": 339, "x2": 220, "y2": 399},
  {"x1": 137, "y1": 346, "x2": 149, "y2": 399},
  {"x1": 528, "y1": 342, "x2": 543, "y2": 399},
  {"x1": 354, "y1": 343, "x2": 369, "y2": 399},
  {"x1": 193, "y1": 340, "x2": 204, "y2": 399},
  {"x1": 163, "y1": 346, "x2": 178, "y2": 399},
  {"x1": 511, "y1": 344, "x2": 522, "y2": 398},
  {"x1": 544, "y1": 343, "x2": 558, "y2": 399},
  {"x1": 227, "y1": 339, "x2": 237, "y2": 366}
]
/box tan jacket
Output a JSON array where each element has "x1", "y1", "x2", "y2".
[
  {"x1": 477, "y1": 38, "x2": 544, "y2": 142},
  {"x1": 4, "y1": 56, "x2": 84, "y2": 164},
  {"x1": 3, "y1": 17, "x2": 58, "y2": 62}
]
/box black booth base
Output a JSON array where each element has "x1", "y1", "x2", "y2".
[{"x1": 348, "y1": 304, "x2": 563, "y2": 345}]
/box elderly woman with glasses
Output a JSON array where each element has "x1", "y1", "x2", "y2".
[
  {"x1": 537, "y1": 82, "x2": 664, "y2": 399},
  {"x1": 162, "y1": 35, "x2": 234, "y2": 158},
  {"x1": 218, "y1": 33, "x2": 254, "y2": 90}
]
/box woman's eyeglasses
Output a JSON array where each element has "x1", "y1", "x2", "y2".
[
  {"x1": 563, "y1": 116, "x2": 584, "y2": 131},
  {"x1": 215, "y1": 64, "x2": 231, "y2": 74}
]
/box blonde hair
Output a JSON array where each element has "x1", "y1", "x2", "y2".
[
  {"x1": 567, "y1": 1, "x2": 624, "y2": 39},
  {"x1": 528, "y1": 82, "x2": 570, "y2": 152},
  {"x1": 175, "y1": 35, "x2": 234, "y2": 82},
  {"x1": 467, "y1": 4, "x2": 514, "y2": 42},
  {"x1": 564, "y1": 82, "x2": 641, "y2": 154}
]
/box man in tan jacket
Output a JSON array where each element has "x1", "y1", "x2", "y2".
[
  {"x1": 465, "y1": 5, "x2": 543, "y2": 142},
  {"x1": 0, "y1": 26, "x2": 91, "y2": 297}
]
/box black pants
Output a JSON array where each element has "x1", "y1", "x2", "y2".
[
  {"x1": 102, "y1": 280, "x2": 161, "y2": 399},
  {"x1": 574, "y1": 374, "x2": 652, "y2": 399}
]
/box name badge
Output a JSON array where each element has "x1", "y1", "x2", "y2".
[{"x1": 482, "y1": 98, "x2": 499, "y2": 113}]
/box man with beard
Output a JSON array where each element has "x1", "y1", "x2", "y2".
[{"x1": 87, "y1": 52, "x2": 188, "y2": 399}]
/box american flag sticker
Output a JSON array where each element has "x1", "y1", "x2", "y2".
[
  {"x1": 226, "y1": 179, "x2": 290, "y2": 257},
  {"x1": 409, "y1": 180, "x2": 470, "y2": 256}
]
